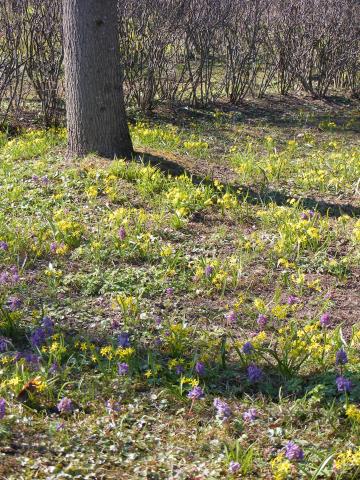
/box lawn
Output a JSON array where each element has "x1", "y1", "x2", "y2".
[{"x1": 0, "y1": 96, "x2": 359, "y2": 479}]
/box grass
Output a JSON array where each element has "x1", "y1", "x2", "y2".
[{"x1": 0, "y1": 97, "x2": 359, "y2": 479}]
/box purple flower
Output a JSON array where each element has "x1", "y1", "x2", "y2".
[
  {"x1": 336, "y1": 348, "x2": 348, "y2": 366},
  {"x1": 118, "y1": 226, "x2": 126, "y2": 240},
  {"x1": 287, "y1": 295, "x2": 299, "y2": 305},
  {"x1": 0, "y1": 241, "x2": 8, "y2": 251},
  {"x1": 301, "y1": 210, "x2": 315, "y2": 221},
  {"x1": 56, "y1": 421, "x2": 65, "y2": 431},
  {"x1": 42, "y1": 316, "x2": 54, "y2": 334},
  {"x1": 105, "y1": 399, "x2": 121, "y2": 414},
  {"x1": 257, "y1": 314, "x2": 268, "y2": 329},
  {"x1": 320, "y1": 312, "x2": 331, "y2": 328},
  {"x1": 204, "y1": 265, "x2": 213, "y2": 277},
  {"x1": 117, "y1": 362, "x2": 129, "y2": 375},
  {"x1": 50, "y1": 242, "x2": 57, "y2": 253},
  {"x1": 336, "y1": 376, "x2": 352, "y2": 393},
  {"x1": 175, "y1": 364, "x2": 184, "y2": 375},
  {"x1": 187, "y1": 386, "x2": 205, "y2": 400},
  {"x1": 111, "y1": 319, "x2": 120, "y2": 329},
  {"x1": 0, "y1": 337, "x2": 9, "y2": 352},
  {"x1": 7, "y1": 296, "x2": 22, "y2": 311},
  {"x1": 30, "y1": 327, "x2": 47, "y2": 347},
  {"x1": 242, "y1": 342, "x2": 254, "y2": 355},
  {"x1": 225, "y1": 310, "x2": 237, "y2": 324},
  {"x1": 247, "y1": 364, "x2": 263, "y2": 383},
  {"x1": 57, "y1": 397, "x2": 73, "y2": 414},
  {"x1": 243, "y1": 408, "x2": 257, "y2": 421},
  {"x1": 49, "y1": 362, "x2": 59, "y2": 374},
  {"x1": 0, "y1": 398, "x2": 6, "y2": 419},
  {"x1": 195, "y1": 361, "x2": 206, "y2": 376},
  {"x1": 284, "y1": 441, "x2": 304, "y2": 461},
  {"x1": 165, "y1": 287, "x2": 174, "y2": 296},
  {"x1": 118, "y1": 332, "x2": 130, "y2": 348},
  {"x1": 154, "y1": 336, "x2": 162, "y2": 347},
  {"x1": 229, "y1": 461, "x2": 240, "y2": 474},
  {"x1": 213, "y1": 398, "x2": 232, "y2": 420},
  {"x1": 22, "y1": 353, "x2": 41, "y2": 367},
  {"x1": 155, "y1": 315, "x2": 163, "y2": 325}
]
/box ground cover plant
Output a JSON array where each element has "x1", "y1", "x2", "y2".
[{"x1": 0, "y1": 98, "x2": 359, "y2": 478}]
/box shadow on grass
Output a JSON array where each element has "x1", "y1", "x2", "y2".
[
  {"x1": 135, "y1": 151, "x2": 360, "y2": 218},
  {"x1": 146, "y1": 94, "x2": 360, "y2": 134}
]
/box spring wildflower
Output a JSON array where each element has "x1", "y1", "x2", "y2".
[
  {"x1": 336, "y1": 376, "x2": 352, "y2": 393},
  {"x1": 187, "y1": 386, "x2": 205, "y2": 400},
  {"x1": 105, "y1": 399, "x2": 121, "y2": 414},
  {"x1": 30, "y1": 327, "x2": 47, "y2": 347},
  {"x1": 336, "y1": 348, "x2": 348, "y2": 365},
  {"x1": 225, "y1": 310, "x2": 237, "y2": 324},
  {"x1": 229, "y1": 461, "x2": 240, "y2": 474},
  {"x1": 284, "y1": 441, "x2": 304, "y2": 461},
  {"x1": 118, "y1": 332, "x2": 130, "y2": 348},
  {"x1": 0, "y1": 398, "x2": 6, "y2": 419},
  {"x1": 117, "y1": 362, "x2": 129, "y2": 375},
  {"x1": 257, "y1": 314, "x2": 268, "y2": 329},
  {"x1": 0, "y1": 337, "x2": 9, "y2": 352},
  {"x1": 204, "y1": 265, "x2": 213, "y2": 277},
  {"x1": 345, "y1": 404, "x2": 360, "y2": 423},
  {"x1": 56, "y1": 421, "x2": 65, "y2": 431},
  {"x1": 243, "y1": 408, "x2": 257, "y2": 421},
  {"x1": 175, "y1": 364, "x2": 184, "y2": 375},
  {"x1": 242, "y1": 341, "x2": 254, "y2": 355},
  {"x1": 195, "y1": 361, "x2": 206, "y2": 376},
  {"x1": 118, "y1": 226, "x2": 126, "y2": 240},
  {"x1": 0, "y1": 241, "x2": 8, "y2": 251},
  {"x1": 49, "y1": 362, "x2": 59, "y2": 374},
  {"x1": 7, "y1": 296, "x2": 22, "y2": 311},
  {"x1": 320, "y1": 312, "x2": 331, "y2": 327},
  {"x1": 57, "y1": 397, "x2": 73, "y2": 414},
  {"x1": 247, "y1": 364, "x2": 263, "y2": 383},
  {"x1": 287, "y1": 295, "x2": 299, "y2": 305},
  {"x1": 21, "y1": 353, "x2": 41, "y2": 367},
  {"x1": 165, "y1": 287, "x2": 174, "y2": 296},
  {"x1": 42, "y1": 316, "x2": 54, "y2": 334},
  {"x1": 213, "y1": 398, "x2": 232, "y2": 420}
]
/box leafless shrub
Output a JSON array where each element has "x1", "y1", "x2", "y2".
[
  {"x1": 1, "y1": 0, "x2": 359, "y2": 126},
  {"x1": 21, "y1": 0, "x2": 63, "y2": 127}
]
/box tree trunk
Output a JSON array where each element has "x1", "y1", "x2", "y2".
[{"x1": 63, "y1": 0, "x2": 133, "y2": 158}]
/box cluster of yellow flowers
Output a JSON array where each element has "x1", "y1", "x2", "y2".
[
  {"x1": 334, "y1": 448, "x2": 360, "y2": 474},
  {"x1": 53, "y1": 209, "x2": 84, "y2": 247},
  {"x1": 345, "y1": 404, "x2": 360, "y2": 423},
  {"x1": 270, "y1": 453, "x2": 293, "y2": 480},
  {"x1": 99, "y1": 345, "x2": 135, "y2": 361}
]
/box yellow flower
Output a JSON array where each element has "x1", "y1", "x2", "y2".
[
  {"x1": 252, "y1": 331, "x2": 267, "y2": 348},
  {"x1": 100, "y1": 345, "x2": 114, "y2": 360},
  {"x1": 161, "y1": 245, "x2": 174, "y2": 257},
  {"x1": 270, "y1": 453, "x2": 292, "y2": 480},
  {"x1": 334, "y1": 448, "x2": 360, "y2": 473},
  {"x1": 271, "y1": 304, "x2": 289, "y2": 320},
  {"x1": 254, "y1": 298, "x2": 266, "y2": 312},
  {"x1": 346, "y1": 404, "x2": 360, "y2": 423},
  {"x1": 115, "y1": 347, "x2": 135, "y2": 359},
  {"x1": 85, "y1": 186, "x2": 98, "y2": 198}
]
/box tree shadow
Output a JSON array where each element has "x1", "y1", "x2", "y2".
[
  {"x1": 145, "y1": 94, "x2": 360, "y2": 134},
  {"x1": 135, "y1": 151, "x2": 360, "y2": 218}
]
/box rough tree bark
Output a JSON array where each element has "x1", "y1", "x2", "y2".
[{"x1": 63, "y1": 0, "x2": 133, "y2": 158}]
